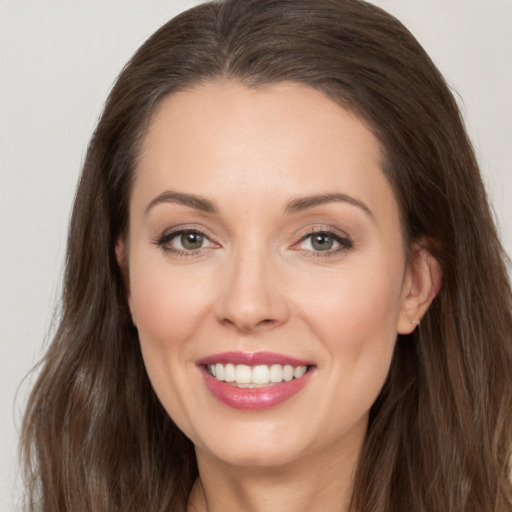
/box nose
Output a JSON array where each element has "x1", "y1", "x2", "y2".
[{"x1": 215, "y1": 246, "x2": 290, "y2": 334}]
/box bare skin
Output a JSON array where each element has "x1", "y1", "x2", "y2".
[{"x1": 187, "y1": 437, "x2": 360, "y2": 512}]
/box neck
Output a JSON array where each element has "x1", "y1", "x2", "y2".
[{"x1": 188, "y1": 440, "x2": 361, "y2": 512}]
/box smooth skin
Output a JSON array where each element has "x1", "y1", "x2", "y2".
[{"x1": 117, "y1": 81, "x2": 440, "y2": 512}]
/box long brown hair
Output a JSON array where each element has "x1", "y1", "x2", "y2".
[{"x1": 21, "y1": 1, "x2": 512, "y2": 510}]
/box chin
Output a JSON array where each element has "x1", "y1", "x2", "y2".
[
  {"x1": 199, "y1": 442, "x2": 308, "y2": 470},
  {"x1": 190, "y1": 419, "x2": 307, "y2": 466}
]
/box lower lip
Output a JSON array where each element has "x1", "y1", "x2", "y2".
[{"x1": 201, "y1": 369, "x2": 313, "y2": 410}]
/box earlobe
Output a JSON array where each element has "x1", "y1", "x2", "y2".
[{"x1": 397, "y1": 244, "x2": 442, "y2": 334}]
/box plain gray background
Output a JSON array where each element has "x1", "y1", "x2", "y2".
[{"x1": 1, "y1": 1, "x2": 511, "y2": 510}]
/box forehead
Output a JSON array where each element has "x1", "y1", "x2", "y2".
[{"x1": 133, "y1": 80, "x2": 398, "y2": 224}]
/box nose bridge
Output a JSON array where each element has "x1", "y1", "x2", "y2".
[{"x1": 216, "y1": 239, "x2": 289, "y2": 332}]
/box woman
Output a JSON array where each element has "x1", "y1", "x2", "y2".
[{"x1": 21, "y1": 0, "x2": 512, "y2": 511}]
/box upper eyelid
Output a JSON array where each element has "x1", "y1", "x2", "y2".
[
  {"x1": 300, "y1": 227, "x2": 345, "y2": 237},
  {"x1": 294, "y1": 225, "x2": 351, "y2": 241},
  {"x1": 157, "y1": 224, "x2": 214, "y2": 240}
]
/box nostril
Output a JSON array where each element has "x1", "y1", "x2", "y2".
[
  {"x1": 255, "y1": 318, "x2": 280, "y2": 329},
  {"x1": 220, "y1": 316, "x2": 280, "y2": 333}
]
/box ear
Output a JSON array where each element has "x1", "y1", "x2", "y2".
[
  {"x1": 396, "y1": 242, "x2": 442, "y2": 334},
  {"x1": 115, "y1": 237, "x2": 136, "y2": 325}
]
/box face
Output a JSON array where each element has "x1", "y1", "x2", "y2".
[{"x1": 120, "y1": 81, "x2": 430, "y2": 470}]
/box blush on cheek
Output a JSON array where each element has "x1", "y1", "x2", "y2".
[
  {"x1": 135, "y1": 298, "x2": 186, "y2": 347},
  {"x1": 307, "y1": 283, "x2": 399, "y2": 343},
  {"x1": 131, "y1": 272, "x2": 211, "y2": 348},
  {"x1": 352, "y1": 264, "x2": 405, "y2": 331}
]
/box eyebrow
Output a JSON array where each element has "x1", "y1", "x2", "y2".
[
  {"x1": 145, "y1": 191, "x2": 217, "y2": 215},
  {"x1": 285, "y1": 193, "x2": 374, "y2": 219},
  {"x1": 145, "y1": 190, "x2": 373, "y2": 219}
]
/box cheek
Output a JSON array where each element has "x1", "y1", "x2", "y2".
[
  {"x1": 300, "y1": 257, "x2": 403, "y2": 336},
  {"x1": 294, "y1": 256, "x2": 404, "y2": 385},
  {"x1": 127, "y1": 256, "x2": 216, "y2": 433},
  {"x1": 298, "y1": 263, "x2": 403, "y2": 433},
  {"x1": 129, "y1": 256, "x2": 212, "y2": 346}
]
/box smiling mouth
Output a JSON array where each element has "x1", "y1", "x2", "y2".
[
  {"x1": 198, "y1": 353, "x2": 315, "y2": 409},
  {"x1": 205, "y1": 363, "x2": 310, "y2": 388}
]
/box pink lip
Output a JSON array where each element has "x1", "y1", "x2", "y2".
[
  {"x1": 196, "y1": 351, "x2": 315, "y2": 410},
  {"x1": 196, "y1": 351, "x2": 313, "y2": 367}
]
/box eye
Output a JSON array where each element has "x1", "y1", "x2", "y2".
[
  {"x1": 304, "y1": 232, "x2": 336, "y2": 251},
  {"x1": 295, "y1": 230, "x2": 353, "y2": 254},
  {"x1": 176, "y1": 231, "x2": 206, "y2": 250},
  {"x1": 154, "y1": 228, "x2": 216, "y2": 254}
]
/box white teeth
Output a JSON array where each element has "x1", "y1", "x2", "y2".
[
  {"x1": 283, "y1": 365, "x2": 294, "y2": 382},
  {"x1": 252, "y1": 365, "x2": 270, "y2": 384},
  {"x1": 294, "y1": 365, "x2": 307, "y2": 378},
  {"x1": 235, "y1": 364, "x2": 252, "y2": 384},
  {"x1": 269, "y1": 364, "x2": 283, "y2": 383},
  {"x1": 224, "y1": 363, "x2": 235, "y2": 383},
  {"x1": 207, "y1": 363, "x2": 309, "y2": 386}
]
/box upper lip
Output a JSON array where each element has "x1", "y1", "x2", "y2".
[{"x1": 196, "y1": 351, "x2": 314, "y2": 367}]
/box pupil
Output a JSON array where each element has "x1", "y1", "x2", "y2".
[
  {"x1": 181, "y1": 232, "x2": 203, "y2": 250},
  {"x1": 312, "y1": 234, "x2": 333, "y2": 251}
]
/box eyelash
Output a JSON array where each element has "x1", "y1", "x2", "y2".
[
  {"x1": 293, "y1": 228, "x2": 354, "y2": 258},
  {"x1": 153, "y1": 227, "x2": 354, "y2": 258},
  {"x1": 153, "y1": 228, "x2": 217, "y2": 258}
]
